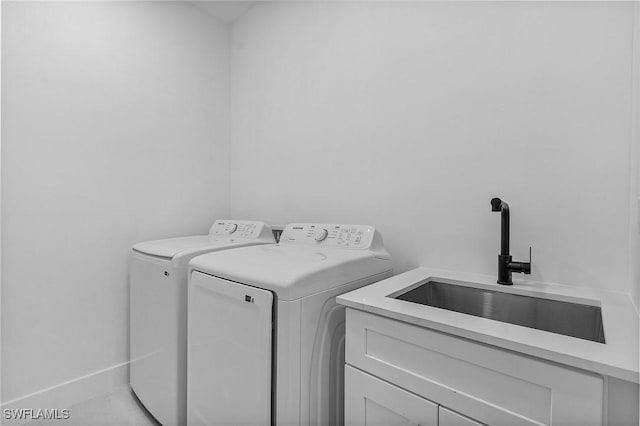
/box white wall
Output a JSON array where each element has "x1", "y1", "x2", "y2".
[
  {"x1": 1, "y1": 1, "x2": 230, "y2": 404},
  {"x1": 230, "y1": 1, "x2": 635, "y2": 294},
  {"x1": 632, "y1": 3, "x2": 640, "y2": 313},
  {"x1": 0, "y1": 0, "x2": 4, "y2": 409}
]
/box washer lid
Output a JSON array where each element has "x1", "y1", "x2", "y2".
[
  {"x1": 189, "y1": 244, "x2": 392, "y2": 301},
  {"x1": 132, "y1": 235, "x2": 242, "y2": 260},
  {"x1": 132, "y1": 220, "x2": 275, "y2": 261}
]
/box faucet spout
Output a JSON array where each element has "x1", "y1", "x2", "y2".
[
  {"x1": 491, "y1": 197, "x2": 510, "y2": 255},
  {"x1": 490, "y1": 197, "x2": 531, "y2": 285}
]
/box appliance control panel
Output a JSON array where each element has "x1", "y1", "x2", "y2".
[
  {"x1": 280, "y1": 223, "x2": 375, "y2": 249},
  {"x1": 209, "y1": 220, "x2": 267, "y2": 239}
]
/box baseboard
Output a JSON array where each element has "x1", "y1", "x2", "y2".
[{"x1": 0, "y1": 362, "x2": 129, "y2": 425}]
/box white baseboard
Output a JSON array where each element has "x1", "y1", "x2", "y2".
[{"x1": 0, "y1": 362, "x2": 129, "y2": 425}]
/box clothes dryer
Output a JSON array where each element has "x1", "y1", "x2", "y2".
[{"x1": 187, "y1": 223, "x2": 392, "y2": 426}]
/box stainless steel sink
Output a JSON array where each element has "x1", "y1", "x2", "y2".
[{"x1": 392, "y1": 281, "x2": 605, "y2": 343}]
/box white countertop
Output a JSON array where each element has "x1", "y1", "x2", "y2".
[{"x1": 336, "y1": 267, "x2": 639, "y2": 383}]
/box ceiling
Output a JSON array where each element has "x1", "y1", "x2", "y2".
[{"x1": 190, "y1": 1, "x2": 256, "y2": 23}]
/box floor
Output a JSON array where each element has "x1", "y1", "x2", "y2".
[{"x1": 24, "y1": 387, "x2": 159, "y2": 426}]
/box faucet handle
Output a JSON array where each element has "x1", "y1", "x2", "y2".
[
  {"x1": 507, "y1": 247, "x2": 532, "y2": 275},
  {"x1": 524, "y1": 247, "x2": 532, "y2": 274}
]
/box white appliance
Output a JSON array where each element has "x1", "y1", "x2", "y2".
[
  {"x1": 130, "y1": 220, "x2": 275, "y2": 426},
  {"x1": 187, "y1": 223, "x2": 393, "y2": 426}
]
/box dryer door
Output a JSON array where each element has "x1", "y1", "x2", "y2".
[{"x1": 188, "y1": 271, "x2": 273, "y2": 426}]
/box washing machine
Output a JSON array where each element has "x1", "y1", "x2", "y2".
[
  {"x1": 130, "y1": 220, "x2": 275, "y2": 426},
  {"x1": 187, "y1": 223, "x2": 393, "y2": 426}
]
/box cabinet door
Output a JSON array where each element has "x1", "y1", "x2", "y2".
[
  {"x1": 346, "y1": 309, "x2": 604, "y2": 426},
  {"x1": 439, "y1": 407, "x2": 484, "y2": 426},
  {"x1": 345, "y1": 365, "x2": 437, "y2": 426}
]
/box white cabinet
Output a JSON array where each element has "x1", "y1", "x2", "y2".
[
  {"x1": 344, "y1": 308, "x2": 605, "y2": 426},
  {"x1": 345, "y1": 365, "x2": 438, "y2": 426}
]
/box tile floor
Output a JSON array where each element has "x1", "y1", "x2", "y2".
[{"x1": 24, "y1": 387, "x2": 158, "y2": 426}]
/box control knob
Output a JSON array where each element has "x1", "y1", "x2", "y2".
[
  {"x1": 227, "y1": 223, "x2": 238, "y2": 234},
  {"x1": 314, "y1": 229, "x2": 329, "y2": 242}
]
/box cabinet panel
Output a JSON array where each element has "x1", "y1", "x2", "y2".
[
  {"x1": 439, "y1": 407, "x2": 484, "y2": 426},
  {"x1": 345, "y1": 309, "x2": 604, "y2": 426},
  {"x1": 345, "y1": 365, "x2": 437, "y2": 426}
]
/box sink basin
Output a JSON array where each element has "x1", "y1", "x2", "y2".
[{"x1": 392, "y1": 281, "x2": 605, "y2": 343}]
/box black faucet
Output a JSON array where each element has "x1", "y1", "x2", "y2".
[{"x1": 490, "y1": 197, "x2": 531, "y2": 285}]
